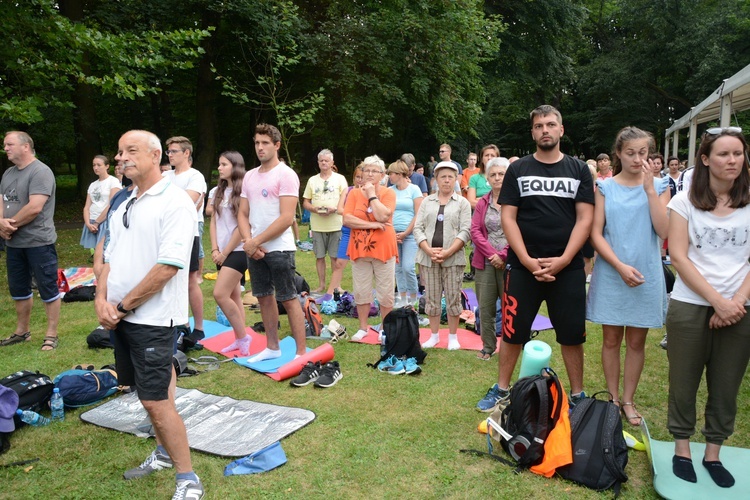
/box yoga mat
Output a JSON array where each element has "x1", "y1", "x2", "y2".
[
  {"x1": 531, "y1": 314, "x2": 554, "y2": 333},
  {"x1": 80, "y1": 387, "x2": 315, "y2": 457},
  {"x1": 643, "y1": 417, "x2": 750, "y2": 499},
  {"x1": 201, "y1": 327, "x2": 334, "y2": 381},
  {"x1": 353, "y1": 327, "x2": 483, "y2": 351},
  {"x1": 188, "y1": 318, "x2": 233, "y2": 339},
  {"x1": 63, "y1": 266, "x2": 97, "y2": 288},
  {"x1": 518, "y1": 340, "x2": 552, "y2": 378},
  {"x1": 462, "y1": 288, "x2": 479, "y2": 311},
  {"x1": 201, "y1": 327, "x2": 266, "y2": 356}
]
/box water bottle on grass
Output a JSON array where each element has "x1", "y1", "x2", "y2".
[
  {"x1": 50, "y1": 388, "x2": 65, "y2": 422},
  {"x1": 16, "y1": 409, "x2": 51, "y2": 427}
]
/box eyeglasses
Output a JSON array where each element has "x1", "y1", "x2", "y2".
[
  {"x1": 165, "y1": 149, "x2": 183, "y2": 156},
  {"x1": 122, "y1": 197, "x2": 136, "y2": 229},
  {"x1": 362, "y1": 169, "x2": 382, "y2": 175},
  {"x1": 705, "y1": 127, "x2": 742, "y2": 136}
]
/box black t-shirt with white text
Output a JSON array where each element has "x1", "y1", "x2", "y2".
[{"x1": 498, "y1": 154, "x2": 594, "y2": 270}]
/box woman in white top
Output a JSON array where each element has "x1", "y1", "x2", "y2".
[
  {"x1": 80, "y1": 155, "x2": 121, "y2": 251},
  {"x1": 209, "y1": 151, "x2": 250, "y2": 356},
  {"x1": 666, "y1": 127, "x2": 750, "y2": 488}
]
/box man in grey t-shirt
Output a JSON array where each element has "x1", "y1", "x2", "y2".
[{"x1": 0, "y1": 131, "x2": 60, "y2": 350}]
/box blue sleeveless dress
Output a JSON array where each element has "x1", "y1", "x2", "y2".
[{"x1": 586, "y1": 176, "x2": 669, "y2": 328}]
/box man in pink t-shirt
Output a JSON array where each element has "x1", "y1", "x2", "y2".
[{"x1": 237, "y1": 124, "x2": 306, "y2": 362}]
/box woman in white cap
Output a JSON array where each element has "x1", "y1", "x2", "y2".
[{"x1": 413, "y1": 161, "x2": 472, "y2": 350}]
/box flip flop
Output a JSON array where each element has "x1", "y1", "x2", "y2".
[
  {"x1": 476, "y1": 348, "x2": 494, "y2": 361},
  {"x1": 41, "y1": 336, "x2": 58, "y2": 351},
  {"x1": 0, "y1": 331, "x2": 31, "y2": 346},
  {"x1": 621, "y1": 402, "x2": 642, "y2": 427}
]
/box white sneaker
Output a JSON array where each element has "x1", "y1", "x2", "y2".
[{"x1": 351, "y1": 329, "x2": 368, "y2": 342}]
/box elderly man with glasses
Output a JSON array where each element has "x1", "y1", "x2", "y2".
[
  {"x1": 96, "y1": 130, "x2": 204, "y2": 499},
  {"x1": 302, "y1": 149, "x2": 348, "y2": 302}
]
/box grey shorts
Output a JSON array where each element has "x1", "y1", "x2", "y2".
[
  {"x1": 312, "y1": 230, "x2": 341, "y2": 259},
  {"x1": 246, "y1": 250, "x2": 299, "y2": 301}
]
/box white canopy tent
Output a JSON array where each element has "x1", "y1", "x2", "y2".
[{"x1": 664, "y1": 62, "x2": 750, "y2": 164}]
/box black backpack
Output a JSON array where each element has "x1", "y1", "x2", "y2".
[
  {"x1": 369, "y1": 307, "x2": 426, "y2": 367},
  {"x1": 87, "y1": 327, "x2": 114, "y2": 349},
  {"x1": 557, "y1": 393, "x2": 628, "y2": 493},
  {"x1": 497, "y1": 370, "x2": 563, "y2": 469},
  {"x1": 1, "y1": 371, "x2": 55, "y2": 427},
  {"x1": 277, "y1": 272, "x2": 310, "y2": 314}
]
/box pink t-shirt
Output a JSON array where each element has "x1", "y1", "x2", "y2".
[{"x1": 241, "y1": 162, "x2": 300, "y2": 252}]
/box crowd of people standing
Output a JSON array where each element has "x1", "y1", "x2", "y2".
[{"x1": 2, "y1": 104, "x2": 749, "y2": 495}]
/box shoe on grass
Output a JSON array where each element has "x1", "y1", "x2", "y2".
[
  {"x1": 314, "y1": 361, "x2": 343, "y2": 388},
  {"x1": 476, "y1": 384, "x2": 510, "y2": 413},
  {"x1": 660, "y1": 334, "x2": 668, "y2": 350},
  {"x1": 172, "y1": 477, "x2": 204, "y2": 500},
  {"x1": 123, "y1": 449, "x2": 173, "y2": 480},
  {"x1": 290, "y1": 361, "x2": 321, "y2": 387},
  {"x1": 377, "y1": 355, "x2": 405, "y2": 375},
  {"x1": 404, "y1": 357, "x2": 421, "y2": 375}
]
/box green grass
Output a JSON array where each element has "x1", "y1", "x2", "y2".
[{"x1": 1, "y1": 220, "x2": 749, "y2": 499}]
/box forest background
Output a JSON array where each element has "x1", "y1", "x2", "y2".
[{"x1": 2, "y1": 0, "x2": 750, "y2": 198}]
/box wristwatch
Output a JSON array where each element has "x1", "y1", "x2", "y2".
[{"x1": 117, "y1": 301, "x2": 133, "y2": 315}]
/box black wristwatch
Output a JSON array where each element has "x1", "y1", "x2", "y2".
[{"x1": 117, "y1": 301, "x2": 133, "y2": 315}]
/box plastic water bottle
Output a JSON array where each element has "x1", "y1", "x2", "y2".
[
  {"x1": 380, "y1": 330, "x2": 387, "y2": 357},
  {"x1": 16, "y1": 409, "x2": 51, "y2": 427},
  {"x1": 50, "y1": 388, "x2": 65, "y2": 422}
]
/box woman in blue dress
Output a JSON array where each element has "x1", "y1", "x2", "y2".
[{"x1": 586, "y1": 126, "x2": 670, "y2": 426}]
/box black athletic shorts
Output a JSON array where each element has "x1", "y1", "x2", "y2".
[
  {"x1": 113, "y1": 320, "x2": 176, "y2": 401},
  {"x1": 501, "y1": 265, "x2": 587, "y2": 346}
]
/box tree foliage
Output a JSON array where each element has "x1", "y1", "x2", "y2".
[
  {"x1": 0, "y1": 0, "x2": 209, "y2": 126},
  {"x1": 3, "y1": 0, "x2": 750, "y2": 190}
]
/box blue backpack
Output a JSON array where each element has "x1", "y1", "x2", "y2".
[{"x1": 53, "y1": 369, "x2": 119, "y2": 407}]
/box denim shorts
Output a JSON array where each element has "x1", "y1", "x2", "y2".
[
  {"x1": 246, "y1": 251, "x2": 298, "y2": 301},
  {"x1": 7, "y1": 244, "x2": 60, "y2": 302},
  {"x1": 112, "y1": 320, "x2": 176, "y2": 401}
]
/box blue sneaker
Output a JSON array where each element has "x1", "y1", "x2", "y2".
[
  {"x1": 403, "y1": 357, "x2": 421, "y2": 375},
  {"x1": 476, "y1": 384, "x2": 510, "y2": 413},
  {"x1": 377, "y1": 355, "x2": 405, "y2": 375},
  {"x1": 569, "y1": 391, "x2": 587, "y2": 409}
]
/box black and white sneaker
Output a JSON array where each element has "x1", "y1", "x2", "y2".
[
  {"x1": 290, "y1": 361, "x2": 321, "y2": 387},
  {"x1": 314, "y1": 361, "x2": 343, "y2": 388}
]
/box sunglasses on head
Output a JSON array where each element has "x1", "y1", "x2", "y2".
[{"x1": 704, "y1": 126, "x2": 742, "y2": 136}]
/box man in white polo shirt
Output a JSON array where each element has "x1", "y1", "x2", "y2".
[{"x1": 95, "y1": 130, "x2": 203, "y2": 499}]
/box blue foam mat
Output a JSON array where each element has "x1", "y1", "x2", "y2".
[
  {"x1": 188, "y1": 318, "x2": 231, "y2": 339},
  {"x1": 643, "y1": 418, "x2": 749, "y2": 499}
]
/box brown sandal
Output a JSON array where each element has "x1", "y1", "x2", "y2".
[
  {"x1": 0, "y1": 331, "x2": 31, "y2": 346},
  {"x1": 41, "y1": 336, "x2": 58, "y2": 351},
  {"x1": 477, "y1": 349, "x2": 494, "y2": 360},
  {"x1": 621, "y1": 402, "x2": 642, "y2": 426}
]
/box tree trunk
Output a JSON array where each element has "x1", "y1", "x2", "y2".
[
  {"x1": 59, "y1": 0, "x2": 101, "y2": 199},
  {"x1": 193, "y1": 9, "x2": 220, "y2": 185}
]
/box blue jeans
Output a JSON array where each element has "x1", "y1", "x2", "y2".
[{"x1": 394, "y1": 234, "x2": 418, "y2": 295}]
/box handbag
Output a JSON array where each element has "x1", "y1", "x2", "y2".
[{"x1": 663, "y1": 262, "x2": 675, "y2": 294}]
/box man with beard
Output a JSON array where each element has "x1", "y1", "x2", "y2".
[{"x1": 476, "y1": 105, "x2": 594, "y2": 412}]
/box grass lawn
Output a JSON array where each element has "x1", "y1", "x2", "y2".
[{"x1": 1, "y1": 218, "x2": 749, "y2": 499}]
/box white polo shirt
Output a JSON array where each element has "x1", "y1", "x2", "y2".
[
  {"x1": 105, "y1": 178, "x2": 195, "y2": 327},
  {"x1": 163, "y1": 168, "x2": 206, "y2": 234}
]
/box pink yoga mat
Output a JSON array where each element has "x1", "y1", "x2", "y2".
[{"x1": 352, "y1": 326, "x2": 484, "y2": 351}]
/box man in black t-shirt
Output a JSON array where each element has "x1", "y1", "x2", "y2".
[{"x1": 476, "y1": 105, "x2": 594, "y2": 413}]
